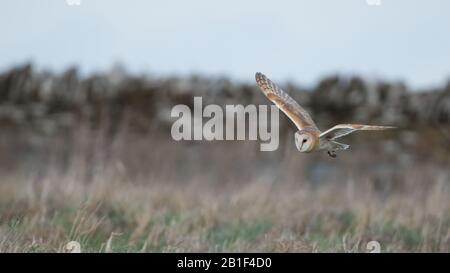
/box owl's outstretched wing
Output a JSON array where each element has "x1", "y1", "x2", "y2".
[
  {"x1": 255, "y1": 72, "x2": 318, "y2": 130},
  {"x1": 320, "y1": 124, "x2": 395, "y2": 140}
]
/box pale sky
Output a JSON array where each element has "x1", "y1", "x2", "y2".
[{"x1": 1, "y1": 0, "x2": 450, "y2": 89}]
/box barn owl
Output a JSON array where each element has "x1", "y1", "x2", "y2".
[{"x1": 255, "y1": 72, "x2": 395, "y2": 158}]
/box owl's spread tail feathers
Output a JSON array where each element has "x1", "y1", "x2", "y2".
[
  {"x1": 327, "y1": 141, "x2": 349, "y2": 158},
  {"x1": 330, "y1": 141, "x2": 349, "y2": 151}
]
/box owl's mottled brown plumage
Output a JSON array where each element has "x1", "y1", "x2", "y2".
[{"x1": 255, "y1": 72, "x2": 318, "y2": 131}]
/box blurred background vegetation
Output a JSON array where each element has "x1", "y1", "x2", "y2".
[
  {"x1": 0, "y1": 64, "x2": 448, "y2": 252},
  {"x1": 0, "y1": 63, "x2": 448, "y2": 181}
]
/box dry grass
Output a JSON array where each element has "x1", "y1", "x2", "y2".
[
  {"x1": 0, "y1": 163, "x2": 448, "y2": 252},
  {"x1": 0, "y1": 125, "x2": 449, "y2": 253}
]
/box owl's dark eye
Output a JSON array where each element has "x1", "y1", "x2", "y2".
[{"x1": 302, "y1": 139, "x2": 307, "y2": 143}]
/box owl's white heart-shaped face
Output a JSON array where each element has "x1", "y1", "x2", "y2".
[{"x1": 295, "y1": 131, "x2": 315, "y2": 152}]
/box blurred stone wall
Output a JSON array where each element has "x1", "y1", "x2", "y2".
[{"x1": 0, "y1": 64, "x2": 449, "y2": 137}]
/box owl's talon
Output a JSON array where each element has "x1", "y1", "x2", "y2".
[{"x1": 328, "y1": 151, "x2": 337, "y2": 158}]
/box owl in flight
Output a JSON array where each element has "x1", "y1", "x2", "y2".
[{"x1": 255, "y1": 72, "x2": 395, "y2": 158}]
